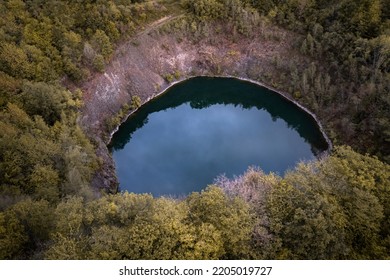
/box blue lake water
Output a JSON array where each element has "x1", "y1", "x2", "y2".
[{"x1": 109, "y1": 77, "x2": 328, "y2": 196}]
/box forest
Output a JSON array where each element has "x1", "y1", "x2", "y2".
[{"x1": 0, "y1": 0, "x2": 389, "y2": 259}]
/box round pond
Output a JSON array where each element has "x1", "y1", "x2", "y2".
[{"x1": 109, "y1": 77, "x2": 329, "y2": 196}]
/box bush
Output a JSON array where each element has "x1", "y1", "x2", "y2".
[
  {"x1": 130, "y1": 95, "x2": 141, "y2": 110},
  {"x1": 93, "y1": 54, "x2": 105, "y2": 72}
]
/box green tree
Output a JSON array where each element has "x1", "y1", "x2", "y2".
[
  {"x1": 18, "y1": 81, "x2": 69, "y2": 125},
  {"x1": 0, "y1": 43, "x2": 30, "y2": 78},
  {"x1": 185, "y1": 186, "x2": 254, "y2": 259},
  {"x1": 0, "y1": 199, "x2": 55, "y2": 258},
  {"x1": 45, "y1": 197, "x2": 88, "y2": 259},
  {"x1": 91, "y1": 30, "x2": 113, "y2": 59},
  {"x1": 0, "y1": 211, "x2": 28, "y2": 259},
  {"x1": 29, "y1": 165, "x2": 60, "y2": 204},
  {"x1": 130, "y1": 95, "x2": 142, "y2": 110},
  {"x1": 267, "y1": 176, "x2": 347, "y2": 259},
  {"x1": 321, "y1": 146, "x2": 390, "y2": 257},
  {"x1": 267, "y1": 146, "x2": 388, "y2": 259}
]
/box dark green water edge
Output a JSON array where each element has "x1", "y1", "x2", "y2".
[{"x1": 109, "y1": 77, "x2": 329, "y2": 152}]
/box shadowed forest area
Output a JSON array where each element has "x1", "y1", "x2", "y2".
[{"x1": 0, "y1": 0, "x2": 389, "y2": 259}]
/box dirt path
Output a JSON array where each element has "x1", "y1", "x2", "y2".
[{"x1": 137, "y1": 14, "x2": 183, "y2": 37}]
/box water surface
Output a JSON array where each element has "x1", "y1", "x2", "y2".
[{"x1": 109, "y1": 77, "x2": 328, "y2": 196}]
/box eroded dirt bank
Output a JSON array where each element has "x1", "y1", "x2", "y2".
[{"x1": 79, "y1": 17, "x2": 321, "y2": 192}]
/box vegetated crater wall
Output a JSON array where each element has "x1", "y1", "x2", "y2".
[{"x1": 79, "y1": 20, "x2": 329, "y2": 192}]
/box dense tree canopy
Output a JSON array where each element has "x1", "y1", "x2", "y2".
[
  {"x1": 1, "y1": 146, "x2": 387, "y2": 260},
  {"x1": 0, "y1": 0, "x2": 389, "y2": 260},
  {"x1": 217, "y1": 146, "x2": 389, "y2": 259}
]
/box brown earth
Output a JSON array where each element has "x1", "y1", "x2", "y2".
[{"x1": 79, "y1": 16, "x2": 308, "y2": 192}]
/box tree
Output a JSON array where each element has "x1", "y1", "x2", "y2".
[
  {"x1": 91, "y1": 30, "x2": 113, "y2": 60},
  {"x1": 0, "y1": 211, "x2": 28, "y2": 259},
  {"x1": 320, "y1": 146, "x2": 390, "y2": 257},
  {"x1": 185, "y1": 186, "x2": 254, "y2": 259},
  {"x1": 0, "y1": 199, "x2": 55, "y2": 258},
  {"x1": 215, "y1": 167, "x2": 278, "y2": 258},
  {"x1": 18, "y1": 81, "x2": 69, "y2": 125},
  {"x1": 29, "y1": 165, "x2": 60, "y2": 204},
  {"x1": 45, "y1": 196, "x2": 87, "y2": 259},
  {"x1": 0, "y1": 43, "x2": 30, "y2": 78},
  {"x1": 130, "y1": 95, "x2": 141, "y2": 110},
  {"x1": 92, "y1": 54, "x2": 105, "y2": 72},
  {"x1": 268, "y1": 146, "x2": 389, "y2": 259},
  {"x1": 343, "y1": 0, "x2": 382, "y2": 38},
  {"x1": 266, "y1": 174, "x2": 348, "y2": 259}
]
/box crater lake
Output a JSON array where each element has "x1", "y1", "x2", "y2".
[{"x1": 109, "y1": 77, "x2": 329, "y2": 197}]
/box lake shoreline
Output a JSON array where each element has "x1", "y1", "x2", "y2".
[
  {"x1": 108, "y1": 75, "x2": 332, "y2": 156},
  {"x1": 110, "y1": 77, "x2": 331, "y2": 196}
]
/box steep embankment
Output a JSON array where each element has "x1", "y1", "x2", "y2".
[{"x1": 79, "y1": 15, "x2": 315, "y2": 191}]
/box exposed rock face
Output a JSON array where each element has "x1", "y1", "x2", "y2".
[
  {"x1": 80, "y1": 23, "x2": 294, "y2": 135},
  {"x1": 79, "y1": 19, "x2": 301, "y2": 191}
]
